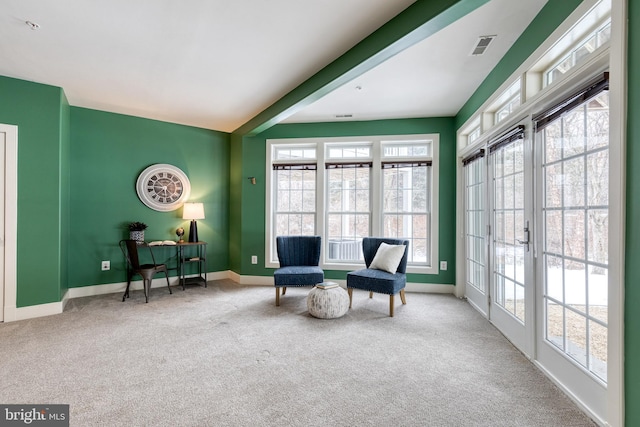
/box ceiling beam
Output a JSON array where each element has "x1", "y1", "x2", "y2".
[{"x1": 233, "y1": 0, "x2": 490, "y2": 136}]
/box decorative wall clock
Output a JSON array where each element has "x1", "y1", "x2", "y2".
[{"x1": 136, "y1": 164, "x2": 191, "y2": 212}]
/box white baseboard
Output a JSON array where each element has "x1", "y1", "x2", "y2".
[
  {"x1": 405, "y1": 282, "x2": 454, "y2": 293},
  {"x1": 14, "y1": 300, "x2": 65, "y2": 321},
  {"x1": 6, "y1": 271, "x2": 453, "y2": 322},
  {"x1": 533, "y1": 360, "x2": 605, "y2": 427},
  {"x1": 66, "y1": 271, "x2": 230, "y2": 299}
]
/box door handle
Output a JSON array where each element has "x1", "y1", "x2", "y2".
[{"x1": 517, "y1": 221, "x2": 530, "y2": 252}]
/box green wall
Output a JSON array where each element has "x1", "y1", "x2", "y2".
[
  {"x1": 69, "y1": 107, "x2": 230, "y2": 288},
  {"x1": 231, "y1": 118, "x2": 457, "y2": 285},
  {"x1": 0, "y1": 76, "x2": 66, "y2": 307},
  {"x1": 626, "y1": 0, "x2": 639, "y2": 424}
]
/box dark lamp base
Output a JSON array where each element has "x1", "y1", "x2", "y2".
[{"x1": 188, "y1": 220, "x2": 199, "y2": 242}]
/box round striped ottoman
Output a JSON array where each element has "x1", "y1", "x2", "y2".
[{"x1": 307, "y1": 282, "x2": 349, "y2": 319}]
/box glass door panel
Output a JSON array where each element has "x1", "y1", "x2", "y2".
[
  {"x1": 535, "y1": 89, "x2": 609, "y2": 419},
  {"x1": 489, "y1": 127, "x2": 534, "y2": 356},
  {"x1": 463, "y1": 156, "x2": 488, "y2": 315}
]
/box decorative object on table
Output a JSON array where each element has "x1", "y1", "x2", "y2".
[
  {"x1": 136, "y1": 164, "x2": 191, "y2": 212},
  {"x1": 182, "y1": 202, "x2": 205, "y2": 242},
  {"x1": 128, "y1": 221, "x2": 148, "y2": 244},
  {"x1": 273, "y1": 236, "x2": 324, "y2": 306},
  {"x1": 307, "y1": 282, "x2": 349, "y2": 319},
  {"x1": 346, "y1": 237, "x2": 409, "y2": 317},
  {"x1": 176, "y1": 227, "x2": 185, "y2": 243}
]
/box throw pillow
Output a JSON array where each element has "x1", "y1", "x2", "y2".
[{"x1": 369, "y1": 242, "x2": 406, "y2": 274}]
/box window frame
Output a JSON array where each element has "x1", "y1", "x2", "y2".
[
  {"x1": 266, "y1": 134, "x2": 439, "y2": 275},
  {"x1": 544, "y1": 19, "x2": 611, "y2": 87}
]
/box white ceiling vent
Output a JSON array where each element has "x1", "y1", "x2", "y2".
[{"x1": 471, "y1": 35, "x2": 496, "y2": 56}]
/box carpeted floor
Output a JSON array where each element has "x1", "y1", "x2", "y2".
[{"x1": 0, "y1": 280, "x2": 596, "y2": 426}]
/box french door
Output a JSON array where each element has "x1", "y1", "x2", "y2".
[
  {"x1": 462, "y1": 74, "x2": 611, "y2": 422},
  {"x1": 534, "y1": 75, "x2": 609, "y2": 418},
  {"x1": 463, "y1": 150, "x2": 488, "y2": 316},
  {"x1": 487, "y1": 125, "x2": 535, "y2": 357}
]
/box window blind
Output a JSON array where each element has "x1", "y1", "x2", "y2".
[
  {"x1": 533, "y1": 72, "x2": 609, "y2": 132},
  {"x1": 381, "y1": 160, "x2": 431, "y2": 169},
  {"x1": 462, "y1": 149, "x2": 485, "y2": 166},
  {"x1": 488, "y1": 125, "x2": 525, "y2": 153},
  {"x1": 325, "y1": 162, "x2": 373, "y2": 169},
  {"x1": 272, "y1": 163, "x2": 317, "y2": 171}
]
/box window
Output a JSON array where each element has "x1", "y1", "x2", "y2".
[
  {"x1": 267, "y1": 135, "x2": 439, "y2": 274},
  {"x1": 326, "y1": 144, "x2": 372, "y2": 262},
  {"x1": 468, "y1": 126, "x2": 481, "y2": 145},
  {"x1": 271, "y1": 145, "x2": 317, "y2": 252},
  {"x1": 545, "y1": 20, "x2": 611, "y2": 86},
  {"x1": 381, "y1": 141, "x2": 432, "y2": 263},
  {"x1": 495, "y1": 93, "x2": 521, "y2": 124},
  {"x1": 492, "y1": 79, "x2": 522, "y2": 125}
]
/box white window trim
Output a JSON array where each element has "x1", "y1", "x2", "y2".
[{"x1": 266, "y1": 134, "x2": 439, "y2": 275}]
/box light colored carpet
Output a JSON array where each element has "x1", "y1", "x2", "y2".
[{"x1": 0, "y1": 280, "x2": 596, "y2": 426}]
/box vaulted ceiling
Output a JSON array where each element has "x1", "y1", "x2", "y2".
[{"x1": 0, "y1": 0, "x2": 547, "y2": 133}]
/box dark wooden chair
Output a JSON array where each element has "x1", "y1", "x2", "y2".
[{"x1": 119, "y1": 239, "x2": 171, "y2": 303}]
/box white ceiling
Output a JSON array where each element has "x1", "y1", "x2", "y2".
[
  {"x1": 0, "y1": 0, "x2": 547, "y2": 133},
  {"x1": 284, "y1": 0, "x2": 548, "y2": 124}
]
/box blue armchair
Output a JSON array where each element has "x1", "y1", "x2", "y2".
[
  {"x1": 347, "y1": 237, "x2": 409, "y2": 317},
  {"x1": 273, "y1": 236, "x2": 324, "y2": 306}
]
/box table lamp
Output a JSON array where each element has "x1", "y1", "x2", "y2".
[{"x1": 182, "y1": 202, "x2": 205, "y2": 242}]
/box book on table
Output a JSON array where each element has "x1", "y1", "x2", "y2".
[
  {"x1": 316, "y1": 282, "x2": 339, "y2": 289},
  {"x1": 148, "y1": 240, "x2": 177, "y2": 246}
]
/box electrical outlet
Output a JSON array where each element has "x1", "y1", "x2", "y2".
[
  {"x1": 440, "y1": 261, "x2": 447, "y2": 271},
  {"x1": 251, "y1": 255, "x2": 258, "y2": 264},
  {"x1": 101, "y1": 260, "x2": 110, "y2": 271}
]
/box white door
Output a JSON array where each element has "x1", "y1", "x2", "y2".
[
  {"x1": 534, "y1": 81, "x2": 609, "y2": 418},
  {"x1": 463, "y1": 150, "x2": 488, "y2": 316},
  {"x1": 0, "y1": 124, "x2": 17, "y2": 323},
  {"x1": 488, "y1": 125, "x2": 535, "y2": 357},
  {"x1": 0, "y1": 129, "x2": 4, "y2": 322}
]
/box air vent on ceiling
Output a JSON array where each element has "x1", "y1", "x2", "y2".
[
  {"x1": 471, "y1": 35, "x2": 496, "y2": 56},
  {"x1": 335, "y1": 114, "x2": 353, "y2": 119}
]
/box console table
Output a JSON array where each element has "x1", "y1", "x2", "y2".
[{"x1": 177, "y1": 241, "x2": 207, "y2": 290}]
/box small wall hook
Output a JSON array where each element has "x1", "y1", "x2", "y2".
[{"x1": 248, "y1": 177, "x2": 256, "y2": 185}]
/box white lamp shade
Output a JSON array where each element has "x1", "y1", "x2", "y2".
[{"x1": 182, "y1": 202, "x2": 205, "y2": 220}]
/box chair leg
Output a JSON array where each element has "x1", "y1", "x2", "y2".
[
  {"x1": 369, "y1": 291, "x2": 373, "y2": 299},
  {"x1": 275, "y1": 288, "x2": 280, "y2": 307},
  {"x1": 165, "y1": 271, "x2": 172, "y2": 295},
  {"x1": 144, "y1": 279, "x2": 150, "y2": 303},
  {"x1": 389, "y1": 294, "x2": 395, "y2": 317},
  {"x1": 400, "y1": 289, "x2": 406, "y2": 305},
  {"x1": 282, "y1": 287, "x2": 287, "y2": 295},
  {"x1": 348, "y1": 288, "x2": 353, "y2": 308},
  {"x1": 122, "y1": 272, "x2": 132, "y2": 301},
  {"x1": 123, "y1": 280, "x2": 130, "y2": 302}
]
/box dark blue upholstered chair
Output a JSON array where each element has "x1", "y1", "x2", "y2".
[
  {"x1": 273, "y1": 236, "x2": 324, "y2": 306},
  {"x1": 347, "y1": 237, "x2": 409, "y2": 317}
]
